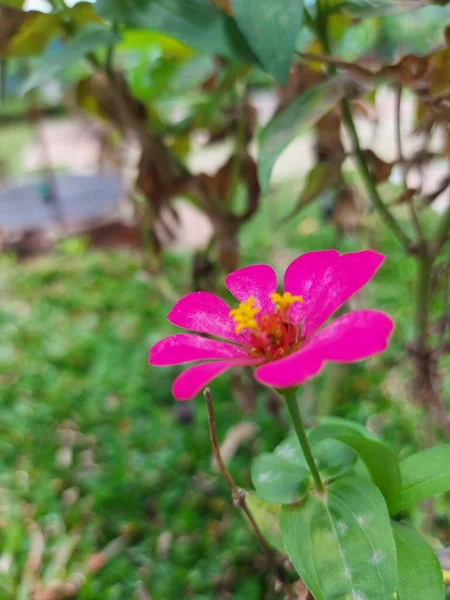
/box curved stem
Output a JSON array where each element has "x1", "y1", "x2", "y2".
[
  {"x1": 281, "y1": 389, "x2": 324, "y2": 491},
  {"x1": 340, "y1": 100, "x2": 411, "y2": 252},
  {"x1": 203, "y1": 389, "x2": 291, "y2": 590},
  {"x1": 312, "y1": 6, "x2": 411, "y2": 253}
]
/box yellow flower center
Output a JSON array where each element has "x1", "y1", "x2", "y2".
[
  {"x1": 229, "y1": 292, "x2": 303, "y2": 334},
  {"x1": 229, "y1": 296, "x2": 260, "y2": 333},
  {"x1": 270, "y1": 291, "x2": 304, "y2": 312}
]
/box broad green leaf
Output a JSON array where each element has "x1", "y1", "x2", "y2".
[
  {"x1": 393, "y1": 522, "x2": 444, "y2": 600},
  {"x1": 245, "y1": 492, "x2": 285, "y2": 553},
  {"x1": 280, "y1": 476, "x2": 397, "y2": 600},
  {"x1": 335, "y1": 436, "x2": 401, "y2": 512},
  {"x1": 0, "y1": 7, "x2": 62, "y2": 58},
  {"x1": 251, "y1": 452, "x2": 309, "y2": 503},
  {"x1": 21, "y1": 24, "x2": 119, "y2": 93},
  {"x1": 258, "y1": 77, "x2": 349, "y2": 191},
  {"x1": 391, "y1": 445, "x2": 450, "y2": 515},
  {"x1": 230, "y1": 0, "x2": 303, "y2": 85},
  {"x1": 96, "y1": 0, "x2": 256, "y2": 64}
]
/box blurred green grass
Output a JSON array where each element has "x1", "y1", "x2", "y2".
[{"x1": 0, "y1": 185, "x2": 448, "y2": 598}]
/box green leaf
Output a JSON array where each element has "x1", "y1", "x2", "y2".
[
  {"x1": 378, "y1": 6, "x2": 450, "y2": 61},
  {"x1": 96, "y1": 0, "x2": 256, "y2": 63},
  {"x1": 258, "y1": 76, "x2": 349, "y2": 191},
  {"x1": 336, "y1": 18, "x2": 380, "y2": 61},
  {"x1": 251, "y1": 452, "x2": 309, "y2": 503},
  {"x1": 393, "y1": 522, "x2": 444, "y2": 600},
  {"x1": 245, "y1": 492, "x2": 285, "y2": 553},
  {"x1": 21, "y1": 23, "x2": 119, "y2": 94},
  {"x1": 391, "y1": 445, "x2": 450, "y2": 515},
  {"x1": 341, "y1": 0, "x2": 429, "y2": 17},
  {"x1": 230, "y1": 0, "x2": 303, "y2": 85},
  {"x1": 275, "y1": 435, "x2": 357, "y2": 481},
  {"x1": 0, "y1": 0, "x2": 25, "y2": 7},
  {"x1": 335, "y1": 435, "x2": 401, "y2": 512},
  {"x1": 280, "y1": 476, "x2": 397, "y2": 600},
  {"x1": 308, "y1": 416, "x2": 372, "y2": 447},
  {"x1": 0, "y1": 7, "x2": 62, "y2": 58}
]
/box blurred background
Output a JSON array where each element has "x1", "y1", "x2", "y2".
[{"x1": 1, "y1": 0, "x2": 450, "y2": 598}]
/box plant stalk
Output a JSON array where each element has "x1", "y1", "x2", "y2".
[
  {"x1": 340, "y1": 100, "x2": 411, "y2": 252},
  {"x1": 415, "y1": 254, "x2": 433, "y2": 354},
  {"x1": 281, "y1": 389, "x2": 324, "y2": 491}
]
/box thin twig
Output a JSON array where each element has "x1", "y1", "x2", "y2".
[
  {"x1": 394, "y1": 85, "x2": 426, "y2": 244},
  {"x1": 203, "y1": 388, "x2": 292, "y2": 593}
]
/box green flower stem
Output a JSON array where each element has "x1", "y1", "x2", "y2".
[{"x1": 281, "y1": 389, "x2": 324, "y2": 492}]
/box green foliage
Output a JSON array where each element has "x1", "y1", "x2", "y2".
[
  {"x1": 230, "y1": 0, "x2": 303, "y2": 85},
  {"x1": 21, "y1": 23, "x2": 118, "y2": 93},
  {"x1": 95, "y1": 0, "x2": 257, "y2": 63},
  {"x1": 393, "y1": 522, "x2": 445, "y2": 600},
  {"x1": 279, "y1": 476, "x2": 398, "y2": 600},
  {"x1": 258, "y1": 77, "x2": 348, "y2": 191},
  {"x1": 333, "y1": 435, "x2": 401, "y2": 512},
  {"x1": 391, "y1": 445, "x2": 450, "y2": 515},
  {"x1": 0, "y1": 251, "x2": 285, "y2": 599}
]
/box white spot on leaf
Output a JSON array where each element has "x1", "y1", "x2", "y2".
[{"x1": 369, "y1": 550, "x2": 385, "y2": 565}]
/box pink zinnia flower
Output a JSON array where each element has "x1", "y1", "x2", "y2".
[{"x1": 149, "y1": 250, "x2": 393, "y2": 400}]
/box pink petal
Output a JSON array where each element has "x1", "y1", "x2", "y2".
[
  {"x1": 167, "y1": 291, "x2": 247, "y2": 343},
  {"x1": 149, "y1": 334, "x2": 247, "y2": 366},
  {"x1": 255, "y1": 310, "x2": 393, "y2": 389},
  {"x1": 172, "y1": 358, "x2": 261, "y2": 401},
  {"x1": 284, "y1": 250, "x2": 384, "y2": 335},
  {"x1": 225, "y1": 264, "x2": 277, "y2": 312}
]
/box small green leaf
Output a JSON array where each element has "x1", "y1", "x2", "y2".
[
  {"x1": 251, "y1": 452, "x2": 309, "y2": 503},
  {"x1": 275, "y1": 435, "x2": 356, "y2": 481},
  {"x1": 21, "y1": 24, "x2": 119, "y2": 93},
  {"x1": 393, "y1": 521, "x2": 444, "y2": 600},
  {"x1": 230, "y1": 0, "x2": 303, "y2": 85},
  {"x1": 280, "y1": 476, "x2": 397, "y2": 600},
  {"x1": 335, "y1": 435, "x2": 401, "y2": 512},
  {"x1": 336, "y1": 18, "x2": 380, "y2": 61},
  {"x1": 245, "y1": 492, "x2": 285, "y2": 553},
  {"x1": 258, "y1": 77, "x2": 349, "y2": 191},
  {"x1": 96, "y1": 0, "x2": 256, "y2": 63},
  {"x1": 391, "y1": 445, "x2": 450, "y2": 515}
]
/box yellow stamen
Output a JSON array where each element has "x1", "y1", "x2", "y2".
[
  {"x1": 270, "y1": 291, "x2": 303, "y2": 311},
  {"x1": 229, "y1": 297, "x2": 260, "y2": 333}
]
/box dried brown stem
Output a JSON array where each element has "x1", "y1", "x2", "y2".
[{"x1": 203, "y1": 388, "x2": 292, "y2": 593}]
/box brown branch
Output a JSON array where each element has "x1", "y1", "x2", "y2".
[
  {"x1": 296, "y1": 51, "x2": 375, "y2": 83},
  {"x1": 203, "y1": 388, "x2": 293, "y2": 594}
]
